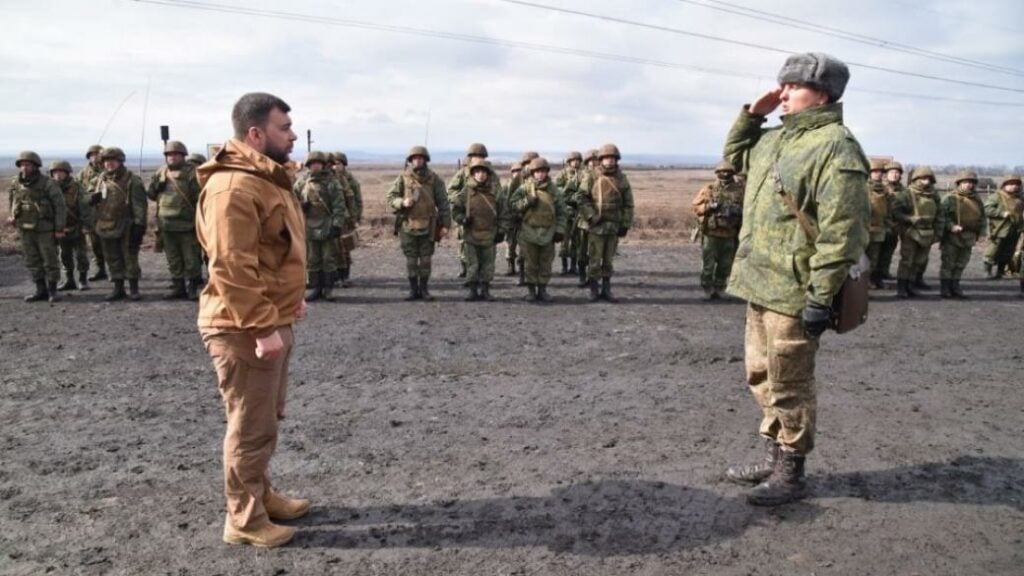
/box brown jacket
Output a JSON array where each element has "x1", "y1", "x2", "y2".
[{"x1": 196, "y1": 139, "x2": 306, "y2": 337}]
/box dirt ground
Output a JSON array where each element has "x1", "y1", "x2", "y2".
[{"x1": 1, "y1": 166, "x2": 1022, "y2": 575}]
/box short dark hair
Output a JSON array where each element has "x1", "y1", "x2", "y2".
[{"x1": 232, "y1": 92, "x2": 291, "y2": 139}]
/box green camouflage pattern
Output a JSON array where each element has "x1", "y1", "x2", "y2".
[
  {"x1": 387, "y1": 166, "x2": 452, "y2": 236},
  {"x1": 866, "y1": 180, "x2": 893, "y2": 242},
  {"x1": 940, "y1": 189, "x2": 986, "y2": 248},
  {"x1": 294, "y1": 169, "x2": 348, "y2": 240},
  {"x1": 92, "y1": 167, "x2": 147, "y2": 240},
  {"x1": 451, "y1": 168, "x2": 511, "y2": 246},
  {"x1": 984, "y1": 188, "x2": 1022, "y2": 240},
  {"x1": 8, "y1": 172, "x2": 66, "y2": 233},
  {"x1": 510, "y1": 178, "x2": 567, "y2": 246},
  {"x1": 723, "y1": 103, "x2": 870, "y2": 314},
  {"x1": 577, "y1": 166, "x2": 634, "y2": 236},
  {"x1": 892, "y1": 182, "x2": 944, "y2": 246},
  {"x1": 58, "y1": 177, "x2": 93, "y2": 236},
  {"x1": 147, "y1": 163, "x2": 201, "y2": 232}
]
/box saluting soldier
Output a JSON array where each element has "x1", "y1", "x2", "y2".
[
  {"x1": 938, "y1": 170, "x2": 986, "y2": 299},
  {"x1": 578, "y1": 143, "x2": 634, "y2": 302},
  {"x1": 451, "y1": 157, "x2": 511, "y2": 301},
  {"x1": 7, "y1": 151, "x2": 66, "y2": 302},
  {"x1": 295, "y1": 151, "x2": 347, "y2": 302},
  {"x1": 691, "y1": 160, "x2": 744, "y2": 299},
  {"x1": 148, "y1": 141, "x2": 203, "y2": 300},
  {"x1": 892, "y1": 166, "x2": 944, "y2": 299},
  {"x1": 78, "y1": 144, "x2": 108, "y2": 282},
  {"x1": 510, "y1": 157, "x2": 567, "y2": 302},
  {"x1": 50, "y1": 160, "x2": 93, "y2": 292},
  {"x1": 89, "y1": 147, "x2": 148, "y2": 301},
  {"x1": 865, "y1": 159, "x2": 894, "y2": 289},
  {"x1": 387, "y1": 146, "x2": 451, "y2": 301},
  {"x1": 982, "y1": 174, "x2": 1023, "y2": 279}
]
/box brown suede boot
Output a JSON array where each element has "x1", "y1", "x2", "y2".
[
  {"x1": 747, "y1": 449, "x2": 807, "y2": 506},
  {"x1": 223, "y1": 520, "x2": 296, "y2": 548},
  {"x1": 264, "y1": 492, "x2": 312, "y2": 521},
  {"x1": 725, "y1": 438, "x2": 780, "y2": 485}
]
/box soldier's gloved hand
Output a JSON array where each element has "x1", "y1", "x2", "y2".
[
  {"x1": 526, "y1": 196, "x2": 539, "y2": 208},
  {"x1": 801, "y1": 301, "x2": 832, "y2": 340},
  {"x1": 89, "y1": 192, "x2": 103, "y2": 206},
  {"x1": 553, "y1": 232, "x2": 565, "y2": 243},
  {"x1": 494, "y1": 232, "x2": 505, "y2": 245},
  {"x1": 617, "y1": 227, "x2": 629, "y2": 238},
  {"x1": 463, "y1": 216, "x2": 474, "y2": 227},
  {"x1": 128, "y1": 224, "x2": 146, "y2": 250},
  {"x1": 589, "y1": 214, "x2": 602, "y2": 226}
]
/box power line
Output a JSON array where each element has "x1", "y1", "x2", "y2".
[
  {"x1": 130, "y1": 0, "x2": 1024, "y2": 107},
  {"x1": 676, "y1": 0, "x2": 1024, "y2": 78},
  {"x1": 495, "y1": 0, "x2": 1024, "y2": 94}
]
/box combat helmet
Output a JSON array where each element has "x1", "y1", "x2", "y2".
[
  {"x1": 407, "y1": 145, "x2": 430, "y2": 163},
  {"x1": 954, "y1": 170, "x2": 978, "y2": 184},
  {"x1": 884, "y1": 160, "x2": 903, "y2": 173},
  {"x1": 566, "y1": 151, "x2": 583, "y2": 163},
  {"x1": 164, "y1": 140, "x2": 188, "y2": 156},
  {"x1": 510, "y1": 161, "x2": 523, "y2": 173},
  {"x1": 584, "y1": 149, "x2": 599, "y2": 164},
  {"x1": 335, "y1": 152, "x2": 349, "y2": 166},
  {"x1": 1000, "y1": 174, "x2": 1021, "y2": 188},
  {"x1": 186, "y1": 153, "x2": 207, "y2": 166},
  {"x1": 100, "y1": 147, "x2": 126, "y2": 162},
  {"x1": 714, "y1": 159, "x2": 736, "y2": 174},
  {"x1": 869, "y1": 158, "x2": 887, "y2": 172},
  {"x1": 909, "y1": 166, "x2": 935, "y2": 183},
  {"x1": 15, "y1": 151, "x2": 42, "y2": 168},
  {"x1": 597, "y1": 143, "x2": 621, "y2": 160},
  {"x1": 85, "y1": 144, "x2": 103, "y2": 160},
  {"x1": 466, "y1": 143, "x2": 489, "y2": 158},
  {"x1": 520, "y1": 150, "x2": 540, "y2": 163},
  {"x1": 467, "y1": 156, "x2": 492, "y2": 175},
  {"x1": 528, "y1": 157, "x2": 550, "y2": 173},
  {"x1": 304, "y1": 151, "x2": 329, "y2": 168},
  {"x1": 49, "y1": 160, "x2": 73, "y2": 175}
]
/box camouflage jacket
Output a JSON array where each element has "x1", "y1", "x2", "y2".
[
  {"x1": 867, "y1": 180, "x2": 894, "y2": 242},
  {"x1": 555, "y1": 166, "x2": 583, "y2": 208},
  {"x1": 510, "y1": 178, "x2": 567, "y2": 246},
  {"x1": 294, "y1": 169, "x2": 348, "y2": 240},
  {"x1": 8, "y1": 173, "x2": 66, "y2": 233},
  {"x1": 76, "y1": 163, "x2": 103, "y2": 190},
  {"x1": 692, "y1": 178, "x2": 744, "y2": 238},
  {"x1": 940, "y1": 190, "x2": 986, "y2": 247},
  {"x1": 451, "y1": 171, "x2": 511, "y2": 246},
  {"x1": 577, "y1": 166, "x2": 634, "y2": 236},
  {"x1": 387, "y1": 167, "x2": 451, "y2": 237},
  {"x1": 892, "y1": 183, "x2": 944, "y2": 246},
  {"x1": 59, "y1": 177, "x2": 93, "y2": 234},
  {"x1": 92, "y1": 168, "x2": 147, "y2": 240},
  {"x1": 983, "y1": 189, "x2": 1023, "y2": 239},
  {"x1": 723, "y1": 103, "x2": 870, "y2": 314},
  {"x1": 147, "y1": 163, "x2": 201, "y2": 231},
  {"x1": 342, "y1": 171, "x2": 363, "y2": 222}
]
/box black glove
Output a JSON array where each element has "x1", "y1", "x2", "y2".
[
  {"x1": 709, "y1": 201, "x2": 720, "y2": 212},
  {"x1": 463, "y1": 216, "x2": 474, "y2": 227},
  {"x1": 617, "y1": 227, "x2": 629, "y2": 238},
  {"x1": 567, "y1": 199, "x2": 578, "y2": 209},
  {"x1": 802, "y1": 301, "x2": 832, "y2": 340},
  {"x1": 494, "y1": 232, "x2": 505, "y2": 245},
  {"x1": 128, "y1": 224, "x2": 146, "y2": 250},
  {"x1": 89, "y1": 192, "x2": 102, "y2": 206},
  {"x1": 553, "y1": 232, "x2": 565, "y2": 243},
  {"x1": 526, "y1": 196, "x2": 539, "y2": 208},
  {"x1": 329, "y1": 225, "x2": 342, "y2": 239},
  {"x1": 589, "y1": 214, "x2": 602, "y2": 226}
]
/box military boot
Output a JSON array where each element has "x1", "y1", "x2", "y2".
[
  {"x1": 505, "y1": 259, "x2": 516, "y2": 277},
  {"x1": 458, "y1": 261, "x2": 467, "y2": 279},
  {"x1": 480, "y1": 282, "x2": 495, "y2": 301},
  {"x1": 725, "y1": 438, "x2": 780, "y2": 485},
  {"x1": 419, "y1": 276, "x2": 434, "y2": 301},
  {"x1": 105, "y1": 280, "x2": 127, "y2": 302},
  {"x1": 995, "y1": 264, "x2": 1006, "y2": 279},
  {"x1": 601, "y1": 277, "x2": 618, "y2": 302},
  {"x1": 913, "y1": 273, "x2": 931, "y2": 290},
  {"x1": 25, "y1": 281, "x2": 48, "y2": 303},
  {"x1": 321, "y1": 272, "x2": 336, "y2": 302},
  {"x1": 88, "y1": 267, "x2": 108, "y2": 282},
  {"x1": 588, "y1": 280, "x2": 600, "y2": 302},
  {"x1": 305, "y1": 272, "x2": 321, "y2": 302},
  {"x1": 560, "y1": 257, "x2": 569, "y2": 275},
  {"x1": 525, "y1": 284, "x2": 537, "y2": 302},
  {"x1": 951, "y1": 279, "x2": 967, "y2": 299},
  {"x1": 1019, "y1": 278, "x2": 1024, "y2": 299},
  {"x1": 568, "y1": 257, "x2": 578, "y2": 275},
  {"x1": 939, "y1": 279, "x2": 952, "y2": 299},
  {"x1": 517, "y1": 261, "x2": 526, "y2": 286},
  {"x1": 703, "y1": 286, "x2": 716, "y2": 301},
  {"x1": 747, "y1": 450, "x2": 807, "y2": 506},
  {"x1": 984, "y1": 261, "x2": 995, "y2": 279},
  {"x1": 47, "y1": 281, "x2": 61, "y2": 303},
  {"x1": 405, "y1": 277, "x2": 420, "y2": 301},
  {"x1": 78, "y1": 271, "x2": 90, "y2": 291},
  {"x1": 870, "y1": 270, "x2": 885, "y2": 290},
  {"x1": 128, "y1": 279, "x2": 142, "y2": 301},
  {"x1": 465, "y1": 282, "x2": 480, "y2": 302},
  {"x1": 896, "y1": 279, "x2": 910, "y2": 299},
  {"x1": 58, "y1": 272, "x2": 77, "y2": 291},
  {"x1": 187, "y1": 277, "x2": 201, "y2": 301},
  {"x1": 536, "y1": 284, "x2": 552, "y2": 303},
  {"x1": 164, "y1": 278, "x2": 188, "y2": 300},
  {"x1": 339, "y1": 267, "x2": 352, "y2": 288},
  {"x1": 577, "y1": 259, "x2": 589, "y2": 287}
]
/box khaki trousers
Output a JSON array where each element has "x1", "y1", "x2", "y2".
[
  {"x1": 202, "y1": 326, "x2": 294, "y2": 530},
  {"x1": 744, "y1": 303, "x2": 818, "y2": 454}
]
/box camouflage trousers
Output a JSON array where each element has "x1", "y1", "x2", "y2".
[
  {"x1": 100, "y1": 234, "x2": 141, "y2": 280},
  {"x1": 337, "y1": 223, "x2": 356, "y2": 271},
  {"x1": 306, "y1": 238, "x2": 338, "y2": 274},
  {"x1": 984, "y1": 231, "x2": 1020, "y2": 266},
  {"x1": 744, "y1": 303, "x2": 819, "y2": 455},
  {"x1": 465, "y1": 242, "x2": 497, "y2": 283},
  {"x1": 505, "y1": 224, "x2": 519, "y2": 264},
  {"x1": 897, "y1": 236, "x2": 931, "y2": 280},
  {"x1": 400, "y1": 231, "x2": 435, "y2": 278},
  {"x1": 575, "y1": 227, "x2": 589, "y2": 263},
  {"x1": 20, "y1": 229, "x2": 60, "y2": 283},
  {"x1": 522, "y1": 240, "x2": 555, "y2": 285},
  {"x1": 865, "y1": 239, "x2": 884, "y2": 272},
  {"x1": 876, "y1": 230, "x2": 898, "y2": 276},
  {"x1": 700, "y1": 235, "x2": 738, "y2": 289},
  {"x1": 58, "y1": 230, "x2": 90, "y2": 278},
  {"x1": 587, "y1": 232, "x2": 619, "y2": 280},
  {"x1": 87, "y1": 228, "x2": 106, "y2": 272},
  {"x1": 559, "y1": 209, "x2": 578, "y2": 258},
  {"x1": 939, "y1": 241, "x2": 974, "y2": 280},
  {"x1": 202, "y1": 325, "x2": 294, "y2": 531},
  {"x1": 162, "y1": 229, "x2": 203, "y2": 280}
]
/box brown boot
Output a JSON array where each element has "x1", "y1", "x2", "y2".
[
  {"x1": 747, "y1": 449, "x2": 807, "y2": 506},
  {"x1": 222, "y1": 520, "x2": 296, "y2": 548},
  {"x1": 264, "y1": 492, "x2": 312, "y2": 521},
  {"x1": 725, "y1": 438, "x2": 780, "y2": 484}
]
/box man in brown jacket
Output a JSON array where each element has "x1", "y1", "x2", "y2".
[{"x1": 196, "y1": 92, "x2": 308, "y2": 549}]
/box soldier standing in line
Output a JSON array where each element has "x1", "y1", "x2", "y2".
[
  {"x1": 89, "y1": 147, "x2": 148, "y2": 301},
  {"x1": 147, "y1": 141, "x2": 204, "y2": 300},
  {"x1": 575, "y1": 148, "x2": 600, "y2": 288},
  {"x1": 578, "y1": 144, "x2": 634, "y2": 302},
  {"x1": 865, "y1": 159, "x2": 894, "y2": 289},
  {"x1": 50, "y1": 160, "x2": 92, "y2": 292},
  {"x1": 295, "y1": 152, "x2": 347, "y2": 302},
  {"x1": 721, "y1": 52, "x2": 869, "y2": 506},
  {"x1": 331, "y1": 152, "x2": 362, "y2": 288},
  {"x1": 387, "y1": 146, "x2": 451, "y2": 301},
  {"x1": 78, "y1": 144, "x2": 108, "y2": 282},
  {"x1": 503, "y1": 150, "x2": 539, "y2": 285},
  {"x1": 187, "y1": 153, "x2": 207, "y2": 168},
  {"x1": 447, "y1": 143, "x2": 493, "y2": 282},
  {"x1": 555, "y1": 151, "x2": 584, "y2": 276},
  {"x1": 510, "y1": 157, "x2": 567, "y2": 302},
  {"x1": 938, "y1": 171, "x2": 986, "y2": 299},
  {"x1": 982, "y1": 174, "x2": 1022, "y2": 279},
  {"x1": 876, "y1": 160, "x2": 904, "y2": 282},
  {"x1": 691, "y1": 160, "x2": 744, "y2": 300},
  {"x1": 451, "y1": 158, "x2": 510, "y2": 301},
  {"x1": 892, "y1": 166, "x2": 944, "y2": 299},
  {"x1": 7, "y1": 151, "x2": 67, "y2": 302}
]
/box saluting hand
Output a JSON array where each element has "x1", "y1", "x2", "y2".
[{"x1": 750, "y1": 87, "x2": 784, "y2": 117}]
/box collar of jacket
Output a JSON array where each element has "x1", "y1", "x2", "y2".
[
  {"x1": 405, "y1": 166, "x2": 432, "y2": 183},
  {"x1": 104, "y1": 166, "x2": 127, "y2": 180},
  {"x1": 780, "y1": 102, "x2": 844, "y2": 132},
  {"x1": 197, "y1": 138, "x2": 293, "y2": 191},
  {"x1": 533, "y1": 178, "x2": 551, "y2": 191},
  {"x1": 598, "y1": 165, "x2": 619, "y2": 176},
  {"x1": 910, "y1": 182, "x2": 935, "y2": 196},
  {"x1": 955, "y1": 189, "x2": 978, "y2": 198},
  {"x1": 18, "y1": 172, "x2": 40, "y2": 186}
]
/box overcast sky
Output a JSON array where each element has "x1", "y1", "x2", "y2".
[{"x1": 1, "y1": 0, "x2": 1022, "y2": 165}]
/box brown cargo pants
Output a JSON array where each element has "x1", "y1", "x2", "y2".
[
  {"x1": 744, "y1": 303, "x2": 818, "y2": 455},
  {"x1": 201, "y1": 326, "x2": 294, "y2": 530}
]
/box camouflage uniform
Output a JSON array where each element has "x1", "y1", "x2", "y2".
[
  {"x1": 510, "y1": 158, "x2": 567, "y2": 302},
  {"x1": 723, "y1": 53, "x2": 869, "y2": 507},
  {"x1": 295, "y1": 152, "x2": 348, "y2": 301},
  {"x1": 451, "y1": 158, "x2": 511, "y2": 300},
  {"x1": 938, "y1": 171, "x2": 986, "y2": 298},
  {"x1": 8, "y1": 151, "x2": 67, "y2": 302},
  {"x1": 865, "y1": 159, "x2": 894, "y2": 288},
  {"x1": 90, "y1": 147, "x2": 148, "y2": 301},
  {"x1": 147, "y1": 141, "x2": 203, "y2": 300},
  {"x1": 51, "y1": 161, "x2": 93, "y2": 291},
  {"x1": 692, "y1": 160, "x2": 744, "y2": 298},
  {"x1": 982, "y1": 175, "x2": 1023, "y2": 278},
  {"x1": 574, "y1": 149, "x2": 599, "y2": 287},
  {"x1": 876, "y1": 161, "x2": 904, "y2": 280},
  {"x1": 77, "y1": 145, "x2": 107, "y2": 281},
  {"x1": 892, "y1": 167, "x2": 944, "y2": 298},
  {"x1": 387, "y1": 146, "x2": 451, "y2": 300},
  {"x1": 578, "y1": 144, "x2": 634, "y2": 302},
  {"x1": 501, "y1": 151, "x2": 539, "y2": 283},
  {"x1": 555, "y1": 151, "x2": 584, "y2": 275},
  {"x1": 331, "y1": 152, "x2": 361, "y2": 287}
]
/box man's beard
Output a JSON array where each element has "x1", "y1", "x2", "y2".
[{"x1": 264, "y1": 142, "x2": 291, "y2": 165}]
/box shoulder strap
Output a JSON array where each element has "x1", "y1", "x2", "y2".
[{"x1": 773, "y1": 163, "x2": 818, "y2": 241}]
